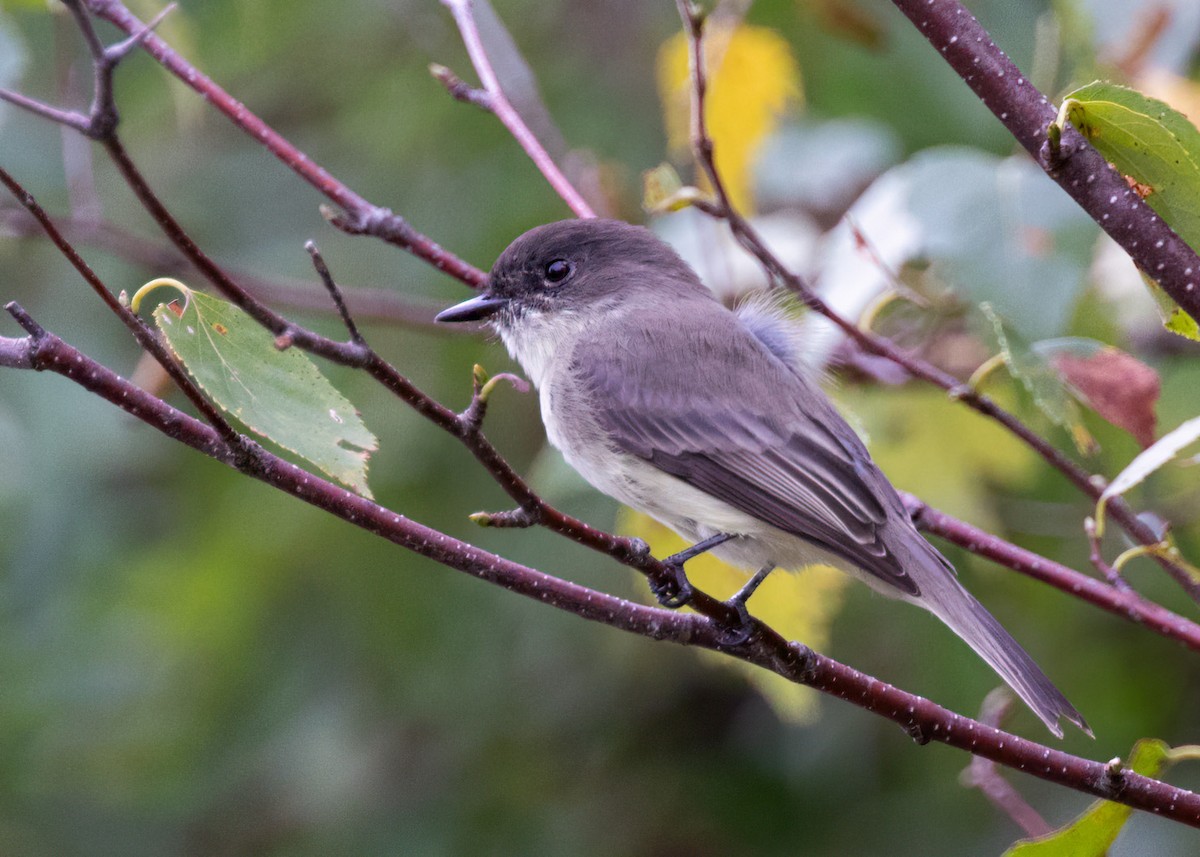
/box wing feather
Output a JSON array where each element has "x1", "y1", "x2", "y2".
[{"x1": 574, "y1": 316, "x2": 918, "y2": 595}]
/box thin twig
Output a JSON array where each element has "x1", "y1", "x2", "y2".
[
  {"x1": 438, "y1": 0, "x2": 596, "y2": 219},
  {"x1": 305, "y1": 240, "x2": 365, "y2": 346},
  {"x1": 81, "y1": 0, "x2": 487, "y2": 288}
]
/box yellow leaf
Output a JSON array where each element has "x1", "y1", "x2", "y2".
[
  {"x1": 658, "y1": 23, "x2": 802, "y2": 212},
  {"x1": 618, "y1": 509, "x2": 845, "y2": 724}
]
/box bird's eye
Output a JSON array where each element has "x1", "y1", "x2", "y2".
[{"x1": 544, "y1": 259, "x2": 573, "y2": 284}]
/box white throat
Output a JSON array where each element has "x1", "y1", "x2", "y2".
[{"x1": 496, "y1": 309, "x2": 588, "y2": 390}]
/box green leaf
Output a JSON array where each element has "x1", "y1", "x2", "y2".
[
  {"x1": 980, "y1": 305, "x2": 1097, "y2": 455},
  {"x1": 1143, "y1": 273, "x2": 1200, "y2": 342},
  {"x1": 152, "y1": 287, "x2": 377, "y2": 497},
  {"x1": 1058, "y1": 81, "x2": 1200, "y2": 338},
  {"x1": 1004, "y1": 739, "x2": 1170, "y2": 856}
]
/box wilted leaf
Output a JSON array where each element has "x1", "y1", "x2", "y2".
[
  {"x1": 981, "y1": 306, "x2": 1097, "y2": 456},
  {"x1": 1035, "y1": 338, "x2": 1160, "y2": 448},
  {"x1": 1058, "y1": 80, "x2": 1200, "y2": 338},
  {"x1": 1004, "y1": 739, "x2": 1171, "y2": 856},
  {"x1": 148, "y1": 286, "x2": 377, "y2": 496},
  {"x1": 658, "y1": 23, "x2": 801, "y2": 212},
  {"x1": 619, "y1": 510, "x2": 846, "y2": 725}
]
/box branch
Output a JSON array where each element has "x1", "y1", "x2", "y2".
[
  {"x1": 5, "y1": 318, "x2": 1200, "y2": 829},
  {"x1": 672, "y1": 0, "x2": 1200, "y2": 604},
  {"x1": 889, "y1": 0, "x2": 1200, "y2": 322},
  {"x1": 76, "y1": 0, "x2": 486, "y2": 288},
  {"x1": 0, "y1": 205, "x2": 451, "y2": 330},
  {"x1": 435, "y1": 0, "x2": 596, "y2": 218}
]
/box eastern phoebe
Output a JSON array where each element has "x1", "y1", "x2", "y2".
[{"x1": 437, "y1": 218, "x2": 1087, "y2": 737}]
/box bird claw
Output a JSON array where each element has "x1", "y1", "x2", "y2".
[
  {"x1": 716, "y1": 597, "x2": 756, "y2": 646},
  {"x1": 650, "y1": 562, "x2": 694, "y2": 609}
]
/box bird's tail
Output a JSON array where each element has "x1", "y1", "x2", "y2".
[{"x1": 920, "y1": 563, "x2": 1090, "y2": 738}]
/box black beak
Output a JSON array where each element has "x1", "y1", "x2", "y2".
[{"x1": 435, "y1": 293, "x2": 509, "y2": 323}]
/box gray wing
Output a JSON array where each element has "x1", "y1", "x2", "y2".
[{"x1": 573, "y1": 314, "x2": 920, "y2": 596}]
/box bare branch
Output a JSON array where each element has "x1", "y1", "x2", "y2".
[
  {"x1": 80, "y1": 0, "x2": 487, "y2": 288},
  {"x1": 905, "y1": 494, "x2": 1200, "y2": 653},
  {"x1": 438, "y1": 0, "x2": 597, "y2": 219}
]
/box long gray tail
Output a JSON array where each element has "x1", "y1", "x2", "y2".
[{"x1": 922, "y1": 567, "x2": 1090, "y2": 738}]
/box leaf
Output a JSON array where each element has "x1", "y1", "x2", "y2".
[
  {"x1": 1034, "y1": 338, "x2": 1160, "y2": 448},
  {"x1": 658, "y1": 23, "x2": 801, "y2": 212},
  {"x1": 1098, "y1": 414, "x2": 1200, "y2": 520},
  {"x1": 816, "y1": 149, "x2": 1097, "y2": 343},
  {"x1": 619, "y1": 509, "x2": 846, "y2": 725},
  {"x1": 1145, "y1": 272, "x2": 1200, "y2": 342},
  {"x1": 149, "y1": 286, "x2": 377, "y2": 497},
  {"x1": 1004, "y1": 739, "x2": 1171, "y2": 856},
  {"x1": 1058, "y1": 80, "x2": 1200, "y2": 338},
  {"x1": 981, "y1": 306, "x2": 1097, "y2": 456}
]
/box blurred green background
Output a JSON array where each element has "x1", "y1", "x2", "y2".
[{"x1": 1, "y1": 0, "x2": 1199, "y2": 854}]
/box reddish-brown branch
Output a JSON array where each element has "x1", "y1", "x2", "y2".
[
  {"x1": 437, "y1": 0, "x2": 596, "y2": 219},
  {"x1": 4, "y1": 319, "x2": 1200, "y2": 828},
  {"x1": 79, "y1": 0, "x2": 486, "y2": 288},
  {"x1": 904, "y1": 494, "x2": 1200, "y2": 652}
]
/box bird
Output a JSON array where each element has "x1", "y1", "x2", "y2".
[{"x1": 436, "y1": 218, "x2": 1088, "y2": 737}]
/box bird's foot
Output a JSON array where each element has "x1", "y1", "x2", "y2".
[
  {"x1": 650, "y1": 533, "x2": 738, "y2": 609},
  {"x1": 714, "y1": 564, "x2": 775, "y2": 646},
  {"x1": 649, "y1": 563, "x2": 694, "y2": 609}
]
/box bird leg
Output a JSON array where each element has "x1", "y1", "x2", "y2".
[
  {"x1": 718, "y1": 564, "x2": 776, "y2": 646},
  {"x1": 650, "y1": 532, "x2": 738, "y2": 609}
]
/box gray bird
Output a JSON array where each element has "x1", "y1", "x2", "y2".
[{"x1": 437, "y1": 218, "x2": 1088, "y2": 737}]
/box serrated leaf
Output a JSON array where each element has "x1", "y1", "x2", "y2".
[
  {"x1": 1059, "y1": 81, "x2": 1200, "y2": 338},
  {"x1": 154, "y1": 290, "x2": 377, "y2": 497},
  {"x1": 1004, "y1": 739, "x2": 1170, "y2": 856},
  {"x1": 981, "y1": 305, "x2": 1097, "y2": 455},
  {"x1": 618, "y1": 509, "x2": 846, "y2": 725}
]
